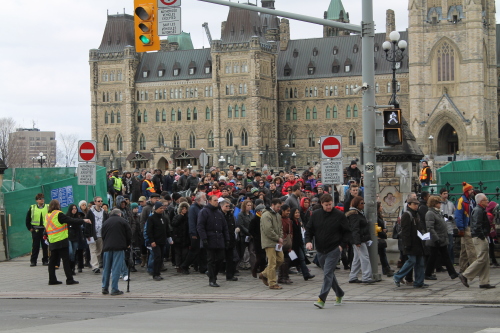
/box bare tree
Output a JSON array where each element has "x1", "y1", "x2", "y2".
[
  {"x1": 0, "y1": 117, "x2": 17, "y2": 166},
  {"x1": 58, "y1": 133, "x2": 79, "y2": 167}
]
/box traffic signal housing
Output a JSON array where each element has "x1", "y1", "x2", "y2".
[
  {"x1": 383, "y1": 108, "x2": 403, "y2": 145},
  {"x1": 134, "y1": 0, "x2": 160, "y2": 52}
]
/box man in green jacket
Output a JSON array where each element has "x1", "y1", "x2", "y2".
[{"x1": 259, "y1": 198, "x2": 284, "y2": 290}]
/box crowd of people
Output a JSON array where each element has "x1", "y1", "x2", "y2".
[{"x1": 25, "y1": 161, "x2": 498, "y2": 306}]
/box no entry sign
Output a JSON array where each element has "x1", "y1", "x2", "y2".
[
  {"x1": 320, "y1": 136, "x2": 342, "y2": 159},
  {"x1": 78, "y1": 140, "x2": 97, "y2": 162}
]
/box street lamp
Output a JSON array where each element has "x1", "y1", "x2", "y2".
[
  {"x1": 428, "y1": 135, "x2": 434, "y2": 159},
  {"x1": 259, "y1": 151, "x2": 264, "y2": 168},
  {"x1": 117, "y1": 151, "x2": 123, "y2": 171},
  {"x1": 187, "y1": 163, "x2": 193, "y2": 171},
  {"x1": 135, "y1": 151, "x2": 140, "y2": 169},
  {"x1": 36, "y1": 152, "x2": 46, "y2": 168},
  {"x1": 32, "y1": 157, "x2": 36, "y2": 168},
  {"x1": 291, "y1": 152, "x2": 297, "y2": 167},
  {"x1": 280, "y1": 152, "x2": 283, "y2": 168},
  {"x1": 383, "y1": 31, "x2": 407, "y2": 108},
  {"x1": 218, "y1": 155, "x2": 226, "y2": 171}
]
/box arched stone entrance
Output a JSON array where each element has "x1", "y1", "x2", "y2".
[
  {"x1": 157, "y1": 157, "x2": 169, "y2": 170},
  {"x1": 436, "y1": 123, "x2": 459, "y2": 155}
]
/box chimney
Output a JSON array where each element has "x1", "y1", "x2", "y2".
[
  {"x1": 279, "y1": 18, "x2": 290, "y2": 51},
  {"x1": 386, "y1": 9, "x2": 395, "y2": 41}
]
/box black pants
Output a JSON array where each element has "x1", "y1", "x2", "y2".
[
  {"x1": 224, "y1": 247, "x2": 237, "y2": 279},
  {"x1": 206, "y1": 248, "x2": 225, "y2": 283},
  {"x1": 152, "y1": 244, "x2": 165, "y2": 277},
  {"x1": 48, "y1": 247, "x2": 73, "y2": 283},
  {"x1": 181, "y1": 237, "x2": 207, "y2": 273},
  {"x1": 174, "y1": 245, "x2": 189, "y2": 268},
  {"x1": 378, "y1": 247, "x2": 390, "y2": 270},
  {"x1": 425, "y1": 245, "x2": 457, "y2": 277},
  {"x1": 341, "y1": 243, "x2": 353, "y2": 269},
  {"x1": 30, "y1": 230, "x2": 48, "y2": 264},
  {"x1": 489, "y1": 239, "x2": 498, "y2": 265},
  {"x1": 252, "y1": 245, "x2": 267, "y2": 275}
]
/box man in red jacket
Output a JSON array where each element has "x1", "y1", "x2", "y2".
[{"x1": 281, "y1": 174, "x2": 297, "y2": 195}]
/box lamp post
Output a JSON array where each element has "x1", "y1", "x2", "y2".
[
  {"x1": 280, "y1": 153, "x2": 283, "y2": 168},
  {"x1": 117, "y1": 151, "x2": 123, "y2": 171},
  {"x1": 218, "y1": 155, "x2": 225, "y2": 172},
  {"x1": 32, "y1": 157, "x2": 36, "y2": 168},
  {"x1": 428, "y1": 135, "x2": 434, "y2": 185},
  {"x1": 187, "y1": 163, "x2": 193, "y2": 173},
  {"x1": 259, "y1": 151, "x2": 264, "y2": 168},
  {"x1": 382, "y1": 31, "x2": 407, "y2": 108},
  {"x1": 428, "y1": 135, "x2": 434, "y2": 159},
  {"x1": 291, "y1": 152, "x2": 297, "y2": 168},
  {"x1": 135, "y1": 151, "x2": 140, "y2": 169},
  {"x1": 36, "y1": 152, "x2": 46, "y2": 168}
]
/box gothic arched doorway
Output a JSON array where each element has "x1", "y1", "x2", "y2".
[
  {"x1": 157, "y1": 157, "x2": 168, "y2": 170},
  {"x1": 437, "y1": 123, "x2": 459, "y2": 155}
]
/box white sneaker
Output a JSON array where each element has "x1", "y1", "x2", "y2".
[{"x1": 123, "y1": 275, "x2": 129, "y2": 281}]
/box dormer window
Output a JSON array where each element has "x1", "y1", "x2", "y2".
[
  {"x1": 173, "y1": 69, "x2": 179, "y2": 76},
  {"x1": 344, "y1": 58, "x2": 352, "y2": 73},
  {"x1": 313, "y1": 48, "x2": 318, "y2": 56},
  {"x1": 142, "y1": 71, "x2": 149, "y2": 78},
  {"x1": 284, "y1": 63, "x2": 291, "y2": 76},
  {"x1": 205, "y1": 66, "x2": 211, "y2": 74},
  {"x1": 158, "y1": 69, "x2": 165, "y2": 77},
  {"x1": 293, "y1": 49, "x2": 299, "y2": 58},
  {"x1": 204, "y1": 60, "x2": 212, "y2": 74},
  {"x1": 333, "y1": 46, "x2": 338, "y2": 55},
  {"x1": 307, "y1": 61, "x2": 315, "y2": 75},
  {"x1": 332, "y1": 59, "x2": 340, "y2": 73},
  {"x1": 189, "y1": 61, "x2": 196, "y2": 75},
  {"x1": 173, "y1": 62, "x2": 180, "y2": 76},
  {"x1": 189, "y1": 68, "x2": 195, "y2": 75},
  {"x1": 374, "y1": 43, "x2": 379, "y2": 52},
  {"x1": 353, "y1": 44, "x2": 359, "y2": 53}
]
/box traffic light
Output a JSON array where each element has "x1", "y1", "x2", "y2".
[
  {"x1": 134, "y1": 0, "x2": 160, "y2": 52},
  {"x1": 383, "y1": 108, "x2": 403, "y2": 145}
]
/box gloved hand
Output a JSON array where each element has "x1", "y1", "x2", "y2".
[
  {"x1": 434, "y1": 240, "x2": 441, "y2": 247},
  {"x1": 202, "y1": 239, "x2": 209, "y2": 248}
]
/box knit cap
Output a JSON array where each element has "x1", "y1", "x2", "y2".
[
  {"x1": 251, "y1": 187, "x2": 259, "y2": 193},
  {"x1": 131, "y1": 202, "x2": 139, "y2": 209},
  {"x1": 462, "y1": 182, "x2": 473, "y2": 193},
  {"x1": 154, "y1": 201, "x2": 164, "y2": 210}
]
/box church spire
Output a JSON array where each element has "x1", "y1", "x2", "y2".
[{"x1": 323, "y1": 0, "x2": 350, "y2": 37}]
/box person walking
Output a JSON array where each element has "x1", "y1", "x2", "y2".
[
  {"x1": 458, "y1": 193, "x2": 496, "y2": 289},
  {"x1": 305, "y1": 194, "x2": 351, "y2": 309},
  {"x1": 197, "y1": 195, "x2": 230, "y2": 287},
  {"x1": 486, "y1": 201, "x2": 499, "y2": 267},
  {"x1": 440, "y1": 188, "x2": 456, "y2": 265},
  {"x1": 290, "y1": 207, "x2": 315, "y2": 281},
  {"x1": 44, "y1": 199, "x2": 91, "y2": 285},
  {"x1": 26, "y1": 193, "x2": 49, "y2": 267},
  {"x1": 259, "y1": 198, "x2": 284, "y2": 290},
  {"x1": 455, "y1": 182, "x2": 477, "y2": 273},
  {"x1": 101, "y1": 209, "x2": 132, "y2": 295},
  {"x1": 347, "y1": 196, "x2": 375, "y2": 284},
  {"x1": 393, "y1": 197, "x2": 428, "y2": 288}
]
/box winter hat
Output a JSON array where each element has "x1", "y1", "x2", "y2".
[
  {"x1": 138, "y1": 196, "x2": 147, "y2": 202},
  {"x1": 350, "y1": 160, "x2": 357, "y2": 166},
  {"x1": 462, "y1": 182, "x2": 473, "y2": 193},
  {"x1": 267, "y1": 175, "x2": 273, "y2": 181},
  {"x1": 251, "y1": 187, "x2": 259, "y2": 193},
  {"x1": 131, "y1": 203, "x2": 139, "y2": 209},
  {"x1": 255, "y1": 204, "x2": 266, "y2": 212},
  {"x1": 154, "y1": 201, "x2": 164, "y2": 210}
]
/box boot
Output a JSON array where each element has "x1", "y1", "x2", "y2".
[
  {"x1": 70, "y1": 261, "x2": 76, "y2": 275},
  {"x1": 382, "y1": 266, "x2": 394, "y2": 277},
  {"x1": 141, "y1": 255, "x2": 147, "y2": 268}
]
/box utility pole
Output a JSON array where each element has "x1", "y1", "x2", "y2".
[{"x1": 198, "y1": 0, "x2": 380, "y2": 279}]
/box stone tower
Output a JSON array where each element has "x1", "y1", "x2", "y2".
[
  {"x1": 323, "y1": 0, "x2": 350, "y2": 37},
  {"x1": 408, "y1": 0, "x2": 498, "y2": 158}
]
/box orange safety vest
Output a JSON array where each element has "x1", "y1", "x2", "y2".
[
  {"x1": 44, "y1": 210, "x2": 68, "y2": 243},
  {"x1": 420, "y1": 166, "x2": 431, "y2": 181},
  {"x1": 145, "y1": 179, "x2": 156, "y2": 193}
]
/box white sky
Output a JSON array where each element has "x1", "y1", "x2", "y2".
[{"x1": 1, "y1": 0, "x2": 499, "y2": 143}]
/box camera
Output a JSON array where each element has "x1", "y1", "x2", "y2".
[{"x1": 352, "y1": 82, "x2": 369, "y2": 94}]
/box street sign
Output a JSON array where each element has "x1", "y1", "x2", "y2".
[
  {"x1": 78, "y1": 140, "x2": 97, "y2": 162},
  {"x1": 158, "y1": 0, "x2": 181, "y2": 7},
  {"x1": 78, "y1": 163, "x2": 96, "y2": 186},
  {"x1": 158, "y1": 7, "x2": 181, "y2": 36},
  {"x1": 321, "y1": 159, "x2": 343, "y2": 185},
  {"x1": 199, "y1": 152, "x2": 208, "y2": 167},
  {"x1": 320, "y1": 135, "x2": 342, "y2": 159}
]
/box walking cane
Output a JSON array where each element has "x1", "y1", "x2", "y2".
[{"x1": 127, "y1": 247, "x2": 132, "y2": 293}]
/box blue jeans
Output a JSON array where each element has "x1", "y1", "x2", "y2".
[
  {"x1": 147, "y1": 249, "x2": 155, "y2": 274},
  {"x1": 394, "y1": 255, "x2": 425, "y2": 287},
  {"x1": 68, "y1": 240, "x2": 79, "y2": 262},
  {"x1": 447, "y1": 234, "x2": 454, "y2": 265},
  {"x1": 102, "y1": 251, "x2": 124, "y2": 293}
]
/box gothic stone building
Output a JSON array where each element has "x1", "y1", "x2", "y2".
[{"x1": 90, "y1": 0, "x2": 498, "y2": 171}]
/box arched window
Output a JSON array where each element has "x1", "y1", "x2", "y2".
[
  {"x1": 306, "y1": 107, "x2": 311, "y2": 120},
  {"x1": 353, "y1": 104, "x2": 359, "y2": 117},
  {"x1": 162, "y1": 109, "x2": 166, "y2": 121},
  {"x1": 137, "y1": 110, "x2": 142, "y2": 123},
  {"x1": 158, "y1": 133, "x2": 164, "y2": 147},
  {"x1": 314, "y1": 87, "x2": 318, "y2": 97},
  {"x1": 333, "y1": 106, "x2": 338, "y2": 118},
  {"x1": 156, "y1": 109, "x2": 160, "y2": 122},
  {"x1": 234, "y1": 105, "x2": 239, "y2": 118},
  {"x1": 177, "y1": 108, "x2": 182, "y2": 121},
  {"x1": 189, "y1": 132, "x2": 196, "y2": 148},
  {"x1": 111, "y1": 111, "x2": 115, "y2": 124},
  {"x1": 326, "y1": 106, "x2": 331, "y2": 119},
  {"x1": 139, "y1": 133, "x2": 146, "y2": 150},
  {"x1": 305, "y1": 87, "x2": 309, "y2": 97},
  {"x1": 308, "y1": 131, "x2": 315, "y2": 147},
  {"x1": 117, "y1": 135, "x2": 123, "y2": 150},
  {"x1": 206, "y1": 107, "x2": 211, "y2": 120},
  {"x1": 143, "y1": 110, "x2": 148, "y2": 123},
  {"x1": 173, "y1": 133, "x2": 180, "y2": 148},
  {"x1": 375, "y1": 83, "x2": 380, "y2": 93},
  {"x1": 345, "y1": 85, "x2": 349, "y2": 95},
  {"x1": 334, "y1": 86, "x2": 338, "y2": 96},
  {"x1": 437, "y1": 41, "x2": 455, "y2": 82},
  {"x1": 239, "y1": 84, "x2": 243, "y2": 94},
  {"x1": 105, "y1": 111, "x2": 109, "y2": 124},
  {"x1": 346, "y1": 105, "x2": 351, "y2": 118},
  {"x1": 228, "y1": 105, "x2": 232, "y2": 118},
  {"x1": 241, "y1": 128, "x2": 248, "y2": 146},
  {"x1": 292, "y1": 108, "x2": 297, "y2": 120},
  {"x1": 208, "y1": 131, "x2": 214, "y2": 148},
  {"x1": 243, "y1": 84, "x2": 247, "y2": 94},
  {"x1": 103, "y1": 135, "x2": 109, "y2": 151},
  {"x1": 349, "y1": 129, "x2": 356, "y2": 145},
  {"x1": 288, "y1": 132, "x2": 296, "y2": 147},
  {"x1": 193, "y1": 108, "x2": 198, "y2": 121},
  {"x1": 286, "y1": 108, "x2": 291, "y2": 120},
  {"x1": 325, "y1": 86, "x2": 329, "y2": 96},
  {"x1": 226, "y1": 129, "x2": 233, "y2": 146},
  {"x1": 387, "y1": 82, "x2": 392, "y2": 93},
  {"x1": 241, "y1": 105, "x2": 246, "y2": 117},
  {"x1": 117, "y1": 111, "x2": 121, "y2": 123},
  {"x1": 187, "y1": 108, "x2": 191, "y2": 121},
  {"x1": 312, "y1": 107, "x2": 317, "y2": 119},
  {"x1": 171, "y1": 109, "x2": 176, "y2": 121}
]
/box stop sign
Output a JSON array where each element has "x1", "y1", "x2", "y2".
[
  {"x1": 321, "y1": 136, "x2": 342, "y2": 159},
  {"x1": 78, "y1": 140, "x2": 97, "y2": 162}
]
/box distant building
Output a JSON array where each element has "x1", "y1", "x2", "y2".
[{"x1": 9, "y1": 128, "x2": 57, "y2": 168}]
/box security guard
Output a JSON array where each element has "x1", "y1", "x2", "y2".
[
  {"x1": 25, "y1": 193, "x2": 49, "y2": 267},
  {"x1": 419, "y1": 161, "x2": 432, "y2": 187},
  {"x1": 111, "y1": 170, "x2": 123, "y2": 196}
]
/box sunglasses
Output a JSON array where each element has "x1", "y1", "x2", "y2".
[{"x1": 96, "y1": 200, "x2": 102, "y2": 202}]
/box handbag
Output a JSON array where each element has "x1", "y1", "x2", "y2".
[{"x1": 282, "y1": 221, "x2": 293, "y2": 252}]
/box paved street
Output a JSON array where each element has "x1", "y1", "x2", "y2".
[{"x1": 1, "y1": 255, "x2": 499, "y2": 305}]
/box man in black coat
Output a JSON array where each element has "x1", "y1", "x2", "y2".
[
  {"x1": 197, "y1": 195, "x2": 230, "y2": 287},
  {"x1": 163, "y1": 169, "x2": 175, "y2": 194},
  {"x1": 146, "y1": 202, "x2": 171, "y2": 281},
  {"x1": 101, "y1": 209, "x2": 132, "y2": 295},
  {"x1": 185, "y1": 170, "x2": 200, "y2": 193},
  {"x1": 221, "y1": 199, "x2": 238, "y2": 281},
  {"x1": 249, "y1": 204, "x2": 267, "y2": 278}
]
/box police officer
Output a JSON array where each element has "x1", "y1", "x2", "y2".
[{"x1": 26, "y1": 193, "x2": 49, "y2": 267}]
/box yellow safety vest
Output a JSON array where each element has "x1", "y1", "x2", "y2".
[
  {"x1": 30, "y1": 204, "x2": 49, "y2": 226},
  {"x1": 44, "y1": 211, "x2": 68, "y2": 244},
  {"x1": 112, "y1": 176, "x2": 123, "y2": 191},
  {"x1": 145, "y1": 180, "x2": 156, "y2": 193}
]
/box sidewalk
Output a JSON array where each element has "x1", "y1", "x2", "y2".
[{"x1": 1, "y1": 256, "x2": 498, "y2": 305}]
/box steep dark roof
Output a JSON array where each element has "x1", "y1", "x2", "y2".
[
  {"x1": 221, "y1": 4, "x2": 269, "y2": 45},
  {"x1": 136, "y1": 48, "x2": 212, "y2": 82},
  {"x1": 277, "y1": 31, "x2": 409, "y2": 80},
  {"x1": 98, "y1": 14, "x2": 135, "y2": 53}
]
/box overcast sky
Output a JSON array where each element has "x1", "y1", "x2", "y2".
[{"x1": 1, "y1": 0, "x2": 499, "y2": 143}]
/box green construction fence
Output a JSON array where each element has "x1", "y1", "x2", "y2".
[{"x1": 1, "y1": 166, "x2": 107, "y2": 259}]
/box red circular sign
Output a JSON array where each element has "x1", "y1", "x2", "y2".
[
  {"x1": 322, "y1": 137, "x2": 341, "y2": 158},
  {"x1": 79, "y1": 142, "x2": 96, "y2": 161},
  {"x1": 160, "y1": 0, "x2": 178, "y2": 5}
]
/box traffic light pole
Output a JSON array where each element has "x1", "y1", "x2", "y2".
[{"x1": 198, "y1": 0, "x2": 380, "y2": 280}]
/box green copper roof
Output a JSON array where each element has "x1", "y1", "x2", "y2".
[
  {"x1": 167, "y1": 32, "x2": 194, "y2": 50},
  {"x1": 326, "y1": 0, "x2": 346, "y2": 20}
]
